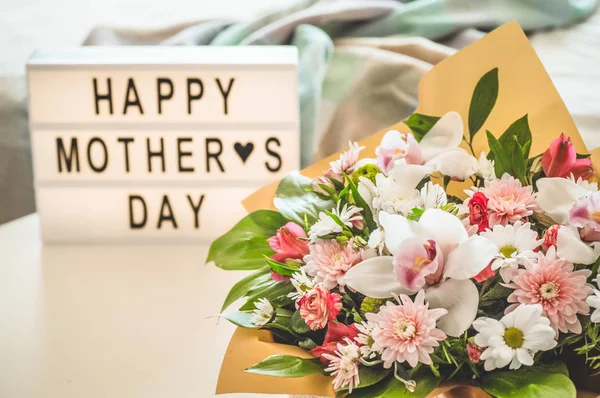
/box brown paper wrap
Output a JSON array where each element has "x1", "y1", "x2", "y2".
[{"x1": 217, "y1": 21, "x2": 600, "y2": 397}]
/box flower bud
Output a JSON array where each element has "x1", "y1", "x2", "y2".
[
  {"x1": 311, "y1": 176, "x2": 335, "y2": 198},
  {"x1": 542, "y1": 225, "x2": 561, "y2": 251},
  {"x1": 466, "y1": 342, "x2": 485, "y2": 364}
]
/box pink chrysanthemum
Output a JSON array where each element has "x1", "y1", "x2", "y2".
[
  {"x1": 304, "y1": 239, "x2": 362, "y2": 290},
  {"x1": 366, "y1": 290, "x2": 447, "y2": 368},
  {"x1": 478, "y1": 173, "x2": 539, "y2": 226},
  {"x1": 505, "y1": 247, "x2": 593, "y2": 334}
]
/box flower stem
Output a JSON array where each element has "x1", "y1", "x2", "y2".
[{"x1": 394, "y1": 363, "x2": 417, "y2": 392}]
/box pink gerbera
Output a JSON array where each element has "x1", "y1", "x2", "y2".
[
  {"x1": 366, "y1": 290, "x2": 447, "y2": 368},
  {"x1": 478, "y1": 173, "x2": 538, "y2": 226},
  {"x1": 304, "y1": 239, "x2": 362, "y2": 290},
  {"x1": 505, "y1": 246, "x2": 593, "y2": 334}
]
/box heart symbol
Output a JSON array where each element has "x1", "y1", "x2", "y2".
[{"x1": 234, "y1": 142, "x2": 254, "y2": 163}]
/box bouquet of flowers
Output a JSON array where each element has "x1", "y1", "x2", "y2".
[{"x1": 209, "y1": 24, "x2": 600, "y2": 398}]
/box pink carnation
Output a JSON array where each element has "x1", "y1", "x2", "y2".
[
  {"x1": 298, "y1": 285, "x2": 342, "y2": 331},
  {"x1": 304, "y1": 239, "x2": 362, "y2": 290},
  {"x1": 366, "y1": 290, "x2": 447, "y2": 368},
  {"x1": 505, "y1": 247, "x2": 593, "y2": 334},
  {"x1": 478, "y1": 174, "x2": 538, "y2": 226}
]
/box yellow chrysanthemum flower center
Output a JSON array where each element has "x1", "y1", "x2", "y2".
[{"x1": 503, "y1": 327, "x2": 524, "y2": 349}]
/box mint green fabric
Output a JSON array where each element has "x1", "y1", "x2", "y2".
[{"x1": 84, "y1": 0, "x2": 598, "y2": 165}]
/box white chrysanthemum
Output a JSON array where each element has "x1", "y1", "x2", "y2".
[
  {"x1": 420, "y1": 182, "x2": 447, "y2": 210},
  {"x1": 251, "y1": 298, "x2": 275, "y2": 326},
  {"x1": 567, "y1": 173, "x2": 598, "y2": 192},
  {"x1": 371, "y1": 174, "x2": 422, "y2": 216},
  {"x1": 288, "y1": 269, "x2": 315, "y2": 302},
  {"x1": 309, "y1": 212, "x2": 343, "y2": 241},
  {"x1": 473, "y1": 304, "x2": 557, "y2": 371},
  {"x1": 354, "y1": 321, "x2": 382, "y2": 359},
  {"x1": 588, "y1": 279, "x2": 600, "y2": 323},
  {"x1": 481, "y1": 221, "x2": 542, "y2": 283},
  {"x1": 332, "y1": 202, "x2": 363, "y2": 229},
  {"x1": 475, "y1": 151, "x2": 497, "y2": 181},
  {"x1": 322, "y1": 339, "x2": 361, "y2": 393},
  {"x1": 330, "y1": 141, "x2": 366, "y2": 174}
]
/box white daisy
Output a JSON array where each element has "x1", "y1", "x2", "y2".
[
  {"x1": 475, "y1": 151, "x2": 497, "y2": 181},
  {"x1": 330, "y1": 141, "x2": 366, "y2": 174},
  {"x1": 481, "y1": 221, "x2": 542, "y2": 283},
  {"x1": 308, "y1": 212, "x2": 343, "y2": 241},
  {"x1": 251, "y1": 298, "x2": 275, "y2": 326},
  {"x1": 473, "y1": 304, "x2": 557, "y2": 371},
  {"x1": 288, "y1": 269, "x2": 315, "y2": 303},
  {"x1": 322, "y1": 339, "x2": 361, "y2": 393},
  {"x1": 354, "y1": 321, "x2": 382, "y2": 359},
  {"x1": 420, "y1": 182, "x2": 447, "y2": 210}
]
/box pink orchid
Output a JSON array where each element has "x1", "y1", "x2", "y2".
[{"x1": 345, "y1": 209, "x2": 497, "y2": 336}]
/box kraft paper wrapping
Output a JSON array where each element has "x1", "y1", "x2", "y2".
[{"x1": 217, "y1": 22, "x2": 600, "y2": 397}]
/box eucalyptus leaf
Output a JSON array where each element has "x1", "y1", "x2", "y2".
[
  {"x1": 481, "y1": 362, "x2": 576, "y2": 398},
  {"x1": 239, "y1": 281, "x2": 294, "y2": 311},
  {"x1": 220, "y1": 311, "x2": 257, "y2": 328},
  {"x1": 245, "y1": 355, "x2": 324, "y2": 378},
  {"x1": 403, "y1": 113, "x2": 441, "y2": 142},
  {"x1": 221, "y1": 266, "x2": 272, "y2": 312},
  {"x1": 274, "y1": 171, "x2": 334, "y2": 226},
  {"x1": 468, "y1": 68, "x2": 499, "y2": 140},
  {"x1": 291, "y1": 310, "x2": 311, "y2": 334},
  {"x1": 207, "y1": 210, "x2": 285, "y2": 270},
  {"x1": 349, "y1": 369, "x2": 442, "y2": 398}
]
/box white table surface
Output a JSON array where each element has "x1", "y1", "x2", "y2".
[{"x1": 0, "y1": 213, "x2": 286, "y2": 398}]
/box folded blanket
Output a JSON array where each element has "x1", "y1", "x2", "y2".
[{"x1": 84, "y1": 0, "x2": 598, "y2": 165}]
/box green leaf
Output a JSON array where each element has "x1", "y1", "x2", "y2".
[
  {"x1": 274, "y1": 171, "x2": 335, "y2": 226},
  {"x1": 340, "y1": 367, "x2": 391, "y2": 393},
  {"x1": 239, "y1": 281, "x2": 294, "y2": 311},
  {"x1": 221, "y1": 266, "x2": 272, "y2": 312},
  {"x1": 487, "y1": 130, "x2": 511, "y2": 177},
  {"x1": 498, "y1": 115, "x2": 532, "y2": 159},
  {"x1": 344, "y1": 174, "x2": 377, "y2": 232},
  {"x1": 468, "y1": 67, "x2": 499, "y2": 140},
  {"x1": 481, "y1": 362, "x2": 576, "y2": 398},
  {"x1": 265, "y1": 258, "x2": 301, "y2": 277},
  {"x1": 291, "y1": 310, "x2": 311, "y2": 334},
  {"x1": 207, "y1": 210, "x2": 285, "y2": 270},
  {"x1": 349, "y1": 369, "x2": 442, "y2": 398},
  {"x1": 403, "y1": 113, "x2": 441, "y2": 142},
  {"x1": 220, "y1": 311, "x2": 257, "y2": 328},
  {"x1": 245, "y1": 355, "x2": 323, "y2": 378}
]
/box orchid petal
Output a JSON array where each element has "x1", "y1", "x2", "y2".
[
  {"x1": 556, "y1": 225, "x2": 600, "y2": 265},
  {"x1": 418, "y1": 112, "x2": 464, "y2": 162},
  {"x1": 426, "y1": 148, "x2": 477, "y2": 180},
  {"x1": 418, "y1": 209, "x2": 468, "y2": 255},
  {"x1": 388, "y1": 163, "x2": 431, "y2": 196},
  {"x1": 344, "y1": 256, "x2": 413, "y2": 299},
  {"x1": 379, "y1": 212, "x2": 424, "y2": 256},
  {"x1": 444, "y1": 235, "x2": 498, "y2": 280},
  {"x1": 425, "y1": 279, "x2": 479, "y2": 337},
  {"x1": 536, "y1": 177, "x2": 587, "y2": 225}
]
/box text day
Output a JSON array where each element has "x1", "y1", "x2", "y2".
[
  {"x1": 93, "y1": 76, "x2": 235, "y2": 115},
  {"x1": 129, "y1": 194, "x2": 204, "y2": 230}
]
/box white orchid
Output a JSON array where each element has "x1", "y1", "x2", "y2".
[
  {"x1": 358, "y1": 164, "x2": 428, "y2": 218},
  {"x1": 344, "y1": 209, "x2": 498, "y2": 337},
  {"x1": 384, "y1": 112, "x2": 478, "y2": 181},
  {"x1": 536, "y1": 177, "x2": 600, "y2": 264}
]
